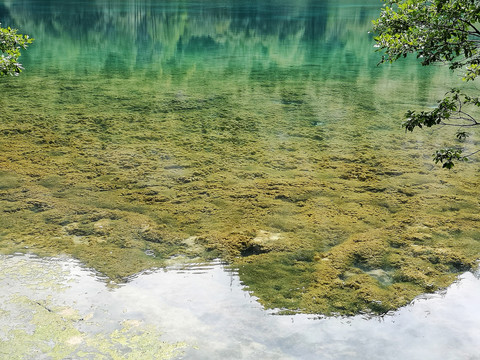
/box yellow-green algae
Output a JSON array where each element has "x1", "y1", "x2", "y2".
[
  {"x1": 0, "y1": 296, "x2": 186, "y2": 360},
  {"x1": 0, "y1": 257, "x2": 187, "y2": 359},
  {"x1": 1, "y1": 0, "x2": 480, "y2": 316},
  {"x1": 2, "y1": 73, "x2": 479, "y2": 316}
]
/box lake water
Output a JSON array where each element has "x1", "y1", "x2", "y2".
[
  {"x1": 1, "y1": 253, "x2": 480, "y2": 359},
  {"x1": 1, "y1": 0, "x2": 480, "y2": 349}
]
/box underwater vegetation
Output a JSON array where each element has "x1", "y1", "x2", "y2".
[
  {"x1": 1, "y1": 0, "x2": 480, "y2": 316},
  {"x1": 0, "y1": 255, "x2": 187, "y2": 359},
  {"x1": 1, "y1": 72, "x2": 479, "y2": 316}
]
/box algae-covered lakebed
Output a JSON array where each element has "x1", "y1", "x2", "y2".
[{"x1": 1, "y1": 0, "x2": 480, "y2": 318}]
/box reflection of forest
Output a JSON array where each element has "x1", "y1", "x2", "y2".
[{"x1": 0, "y1": 0, "x2": 384, "y2": 76}]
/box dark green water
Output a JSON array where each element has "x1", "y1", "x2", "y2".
[
  {"x1": 2, "y1": 0, "x2": 442, "y2": 83},
  {"x1": 1, "y1": 0, "x2": 480, "y2": 315}
]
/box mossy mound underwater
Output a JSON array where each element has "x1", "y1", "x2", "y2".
[
  {"x1": 2, "y1": 78, "x2": 479, "y2": 317},
  {"x1": 1, "y1": 0, "x2": 480, "y2": 316}
]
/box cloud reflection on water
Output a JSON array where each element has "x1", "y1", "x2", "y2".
[{"x1": 1, "y1": 254, "x2": 479, "y2": 359}]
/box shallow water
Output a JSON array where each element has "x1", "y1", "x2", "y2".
[
  {"x1": 1, "y1": 254, "x2": 480, "y2": 360},
  {"x1": 1, "y1": 0, "x2": 480, "y2": 315}
]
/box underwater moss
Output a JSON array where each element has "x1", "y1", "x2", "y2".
[
  {"x1": 1, "y1": 0, "x2": 480, "y2": 316},
  {"x1": 0, "y1": 295, "x2": 186, "y2": 359}
]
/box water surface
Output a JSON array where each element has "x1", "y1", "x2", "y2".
[
  {"x1": 1, "y1": 254, "x2": 480, "y2": 359},
  {"x1": 1, "y1": 0, "x2": 480, "y2": 315}
]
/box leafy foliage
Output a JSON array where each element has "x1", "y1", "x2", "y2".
[
  {"x1": 373, "y1": 0, "x2": 480, "y2": 167},
  {"x1": 0, "y1": 23, "x2": 34, "y2": 76},
  {"x1": 433, "y1": 147, "x2": 468, "y2": 168},
  {"x1": 403, "y1": 88, "x2": 480, "y2": 131}
]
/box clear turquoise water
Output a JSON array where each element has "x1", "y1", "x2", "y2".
[{"x1": 2, "y1": 0, "x2": 442, "y2": 82}]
